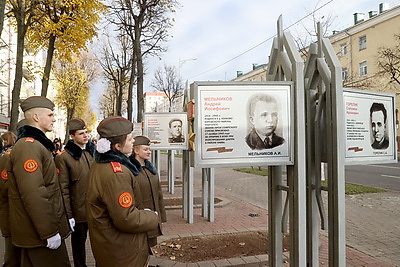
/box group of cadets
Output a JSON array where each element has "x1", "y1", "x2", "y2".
[{"x1": 0, "y1": 96, "x2": 166, "y2": 267}]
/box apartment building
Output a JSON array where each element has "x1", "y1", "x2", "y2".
[
  {"x1": 144, "y1": 91, "x2": 185, "y2": 112},
  {"x1": 233, "y1": 2, "x2": 400, "y2": 135}
]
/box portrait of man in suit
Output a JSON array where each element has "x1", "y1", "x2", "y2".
[
  {"x1": 370, "y1": 102, "x2": 389, "y2": 149},
  {"x1": 245, "y1": 93, "x2": 284, "y2": 150}
]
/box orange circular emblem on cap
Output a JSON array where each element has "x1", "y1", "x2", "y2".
[
  {"x1": 118, "y1": 192, "x2": 133, "y2": 208},
  {"x1": 1, "y1": 170, "x2": 8, "y2": 180},
  {"x1": 24, "y1": 159, "x2": 38, "y2": 173}
]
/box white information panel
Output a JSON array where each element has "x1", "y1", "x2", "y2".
[
  {"x1": 344, "y1": 88, "x2": 397, "y2": 164},
  {"x1": 132, "y1": 123, "x2": 143, "y2": 137},
  {"x1": 191, "y1": 81, "x2": 294, "y2": 168},
  {"x1": 143, "y1": 112, "x2": 188, "y2": 150}
]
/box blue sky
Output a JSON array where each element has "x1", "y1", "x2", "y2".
[
  {"x1": 146, "y1": 0, "x2": 399, "y2": 83},
  {"x1": 91, "y1": 0, "x2": 400, "y2": 117}
]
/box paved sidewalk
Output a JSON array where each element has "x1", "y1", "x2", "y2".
[
  {"x1": 147, "y1": 160, "x2": 396, "y2": 266},
  {"x1": 0, "y1": 153, "x2": 398, "y2": 266}
]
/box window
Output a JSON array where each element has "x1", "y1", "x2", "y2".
[
  {"x1": 340, "y1": 43, "x2": 347, "y2": 56},
  {"x1": 359, "y1": 35, "x2": 366, "y2": 50},
  {"x1": 341, "y1": 68, "x2": 348, "y2": 81},
  {"x1": 359, "y1": 61, "x2": 367, "y2": 76}
]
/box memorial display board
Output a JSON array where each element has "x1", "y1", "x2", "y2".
[
  {"x1": 344, "y1": 88, "x2": 397, "y2": 164},
  {"x1": 191, "y1": 81, "x2": 294, "y2": 167},
  {"x1": 143, "y1": 112, "x2": 188, "y2": 150}
]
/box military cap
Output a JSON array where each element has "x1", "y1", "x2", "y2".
[
  {"x1": 16, "y1": 119, "x2": 27, "y2": 130},
  {"x1": 133, "y1": 135, "x2": 151, "y2": 146},
  {"x1": 97, "y1": 116, "x2": 133, "y2": 138},
  {"x1": 68, "y1": 118, "x2": 86, "y2": 131},
  {"x1": 20, "y1": 96, "x2": 55, "y2": 112}
]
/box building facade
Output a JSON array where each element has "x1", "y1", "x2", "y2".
[{"x1": 233, "y1": 2, "x2": 400, "y2": 142}]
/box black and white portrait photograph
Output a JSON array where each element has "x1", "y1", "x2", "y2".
[
  {"x1": 245, "y1": 93, "x2": 285, "y2": 150},
  {"x1": 168, "y1": 118, "x2": 185, "y2": 143},
  {"x1": 370, "y1": 102, "x2": 389, "y2": 150}
]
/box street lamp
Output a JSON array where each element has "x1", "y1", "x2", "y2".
[{"x1": 178, "y1": 58, "x2": 197, "y2": 77}]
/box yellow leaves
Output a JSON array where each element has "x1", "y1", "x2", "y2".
[
  {"x1": 25, "y1": 0, "x2": 107, "y2": 61},
  {"x1": 54, "y1": 57, "x2": 89, "y2": 112}
]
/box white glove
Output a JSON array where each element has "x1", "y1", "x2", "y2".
[
  {"x1": 46, "y1": 233, "x2": 61, "y2": 249},
  {"x1": 68, "y1": 218, "x2": 75, "y2": 232},
  {"x1": 144, "y1": 208, "x2": 158, "y2": 216}
]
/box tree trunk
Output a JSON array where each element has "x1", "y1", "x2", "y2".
[
  {"x1": 135, "y1": 26, "x2": 144, "y2": 123},
  {"x1": 64, "y1": 109, "x2": 73, "y2": 144},
  {"x1": 41, "y1": 34, "x2": 56, "y2": 97},
  {"x1": 0, "y1": 0, "x2": 6, "y2": 37},
  {"x1": 127, "y1": 58, "x2": 135, "y2": 121},
  {"x1": 116, "y1": 83, "x2": 123, "y2": 116},
  {"x1": 9, "y1": 20, "x2": 26, "y2": 132}
]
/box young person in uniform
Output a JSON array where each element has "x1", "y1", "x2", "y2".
[
  {"x1": 130, "y1": 135, "x2": 167, "y2": 248},
  {"x1": 86, "y1": 116, "x2": 159, "y2": 267},
  {"x1": 0, "y1": 130, "x2": 19, "y2": 266},
  {"x1": 7, "y1": 96, "x2": 71, "y2": 266},
  {"x1": 55, "y1": 118, "x2": 95, "y2": 267}
]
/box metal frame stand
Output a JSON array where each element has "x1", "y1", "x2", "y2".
[{"x1": 266, "y1": 16, "x2": 307, "y2": 266}]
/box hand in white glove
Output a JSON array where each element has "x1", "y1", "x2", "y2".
[
  {"x1": 46, "y1": 233, "x2": 61, "y2": 250},
  {"x1": 69, "y1": 218, "x2": 76, "y2": 232},
  {"x1": 144, "y1": 208, "x2": 158, "y2": 216}
]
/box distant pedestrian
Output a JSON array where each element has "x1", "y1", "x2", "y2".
[
  {"x1": 0, "y1": 130, "x2": 19, "y2": 266},
  {"x1": 86, "y1": 116, "x2": 159, "y2": 267},
  {"x1": 53, "y1": 137, "x2": 63, "y2": 157},
  {"x1": 8, "y1": 96, "x2": 71, "y2": 266},
  {"x1": 55, "y1": 118, "x2": 95, "y2": 267},
  {"x1": 130, "y1": 135, "x2": 167, "y2": 248}
]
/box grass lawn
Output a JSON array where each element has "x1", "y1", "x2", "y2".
[{"x1": 234, "y1": 167, "x2": 387, "y2": 195}]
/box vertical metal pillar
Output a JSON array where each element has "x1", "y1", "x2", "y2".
[
  {"x1": 167, "y1": 150, "x2": 175, "y2": 194},
  {"x1": 182, "y1": 150, "x2": 189, "y2": 219},
  {"x1": 267, "y1": 15, "x2": 307, "y2": 266},
  {"x1": 187, "y1": 165, "x2": 194, "y2": 224},
  {"x1": 321, "y1": 36, "x2": 346, "y2": 267},
  {"x1": 268, "y1": 166, "x2": 283, "y2": 266},
  {"x1": 285, "y1": 29, "x2": 307, "y2": 267},
  {"x1": 304, "y1": 43, "x2": 323, "y2": 266},
  {"x1": 207, "y1": 168, "x2": 215, "y2": 222},
  {"x1": 201, "y1": 168, "x2": 209, "y2": 217}
]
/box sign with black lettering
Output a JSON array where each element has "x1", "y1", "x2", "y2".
[
  {"x1": 344, "y1": 88, "x2": 397, "y2": 164},
  {"x1": 143, "y1": 112, "x2": 188, "y2": 150},
  {"x1": 191, "y1": 81, "x2": 294, "y2": 168}
]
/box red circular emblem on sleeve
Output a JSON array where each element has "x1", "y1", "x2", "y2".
[
  {"x1": 23, "y1": 159, "x2": 38, "y2": 173},
  {"x1": 1, "y1": 170, "x2": 8, "y2": 180},
  {"x1": 118, "y1": 192, "x2": 133, "y2": 208}
]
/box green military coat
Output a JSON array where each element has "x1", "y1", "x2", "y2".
[
  {"x1": 7, "y1": 125, "x2": 70, "y2": 248},
  {"x1": 0, "y1": 147, "x2": 12, "y2": 237},
  {"x1": 130, "y1": 157, "x2": 167, "y2": 241},
  {"x1": 55, "y1": 140, "x2": 95, "y2": 222},
  {"x1": 86, "y1": 150, "x2": 159, "y2": 267}
]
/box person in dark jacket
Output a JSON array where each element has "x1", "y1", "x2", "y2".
[
  {"x1": 55, "y1": 118, "x2": 95, "y2": 267},
  {"x1": 86, "y1": 116, "x2": 159, "y2": 267},
  {"x1": 7, "y1": 96, "x2": 71, "y2": 266},
  {"x1": 0, "y1": 130, "x2": 19, "y2": 266},
  {"x1": 130, "y1": 135, "x2": 167, "y2": 248},
  {"x1": 245, "y1": 93, "x2": 284, "y2": 150}
]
